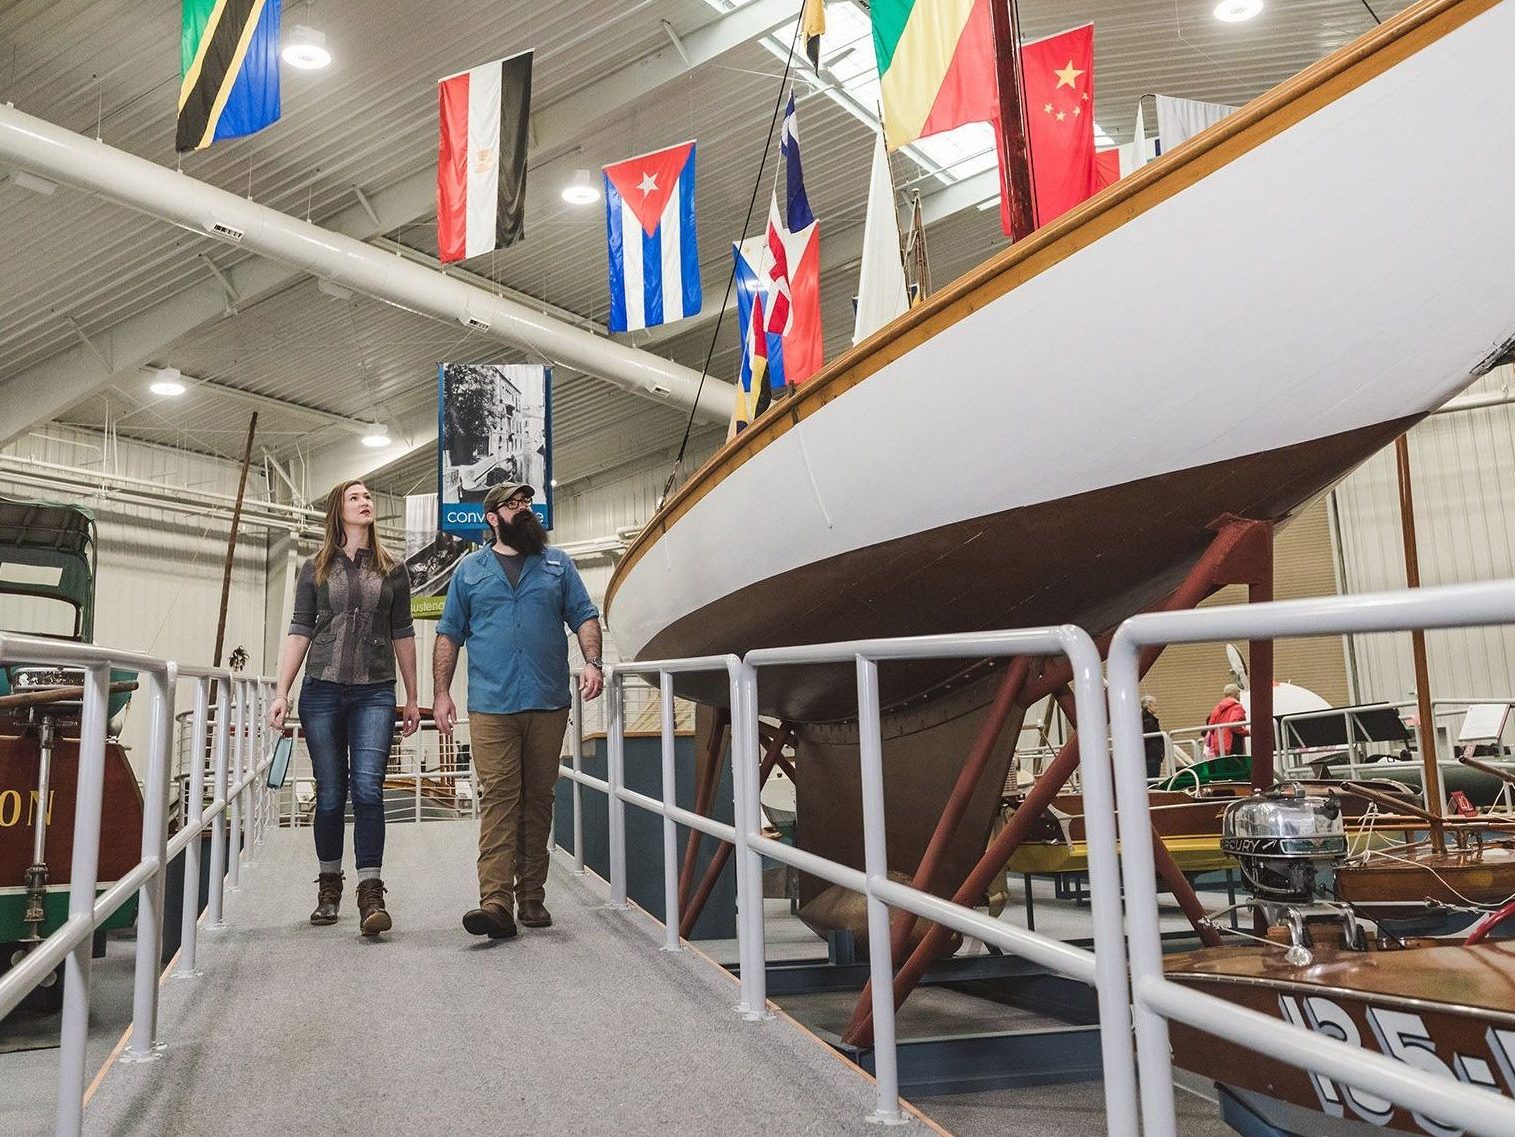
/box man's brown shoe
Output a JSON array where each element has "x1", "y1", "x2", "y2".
[
  {"x1": 463, "y1": 905, "x2": 517, "y2": 939},
  {"x1": 517, "y1": 900, "x2": 552, "y2": 928},
  {"x1": 356, "y1": 878, "x2": 392, "y2": 937},
  {"x1": 310, "y1": 872, "x2": 343, "y2": 925}
]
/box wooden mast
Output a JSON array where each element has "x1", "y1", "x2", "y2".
[
  {"x1": 213, "y1": 413, "x2": 258, "y2": 668},
  {"x1": 1394, "y1": 433, "x2": 1447, "y2": 854},
  {"x1": 988, "y1": 0, "x2": 1036, "y2": 241}
]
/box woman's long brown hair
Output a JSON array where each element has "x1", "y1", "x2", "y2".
[{"x1": 313, "y1": 480, "x2": 398, "y2": 584}]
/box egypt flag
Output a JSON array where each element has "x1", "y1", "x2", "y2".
[
  {"x1": 437, "y1": 52, "x2": 533, "y2": 263},
  {"x1": 603, "y1": 142, "x2": 701, "y2": 334},
  {"x1": 176, "y1": 0, "x2": 282, "y2": 153}
]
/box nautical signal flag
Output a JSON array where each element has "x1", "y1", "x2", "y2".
[
  {"x1": 603, "y1": 142, "x2": 701, "y2": 334},
  {"x1": 177, "y1": 0, "x2": 282, "y2": 152},
  {"x1": 437, "y1": 52, "x2": 533, "y2": 263},
  {"x1": 767, "y1": 97, "x2": 823, "y2": 385},
  {"x1": 732, "y1": 240, "x2": 774, "y2": 434},
  {"x1": 802, "y1": 0, "x2": 826, "y2": 71}
]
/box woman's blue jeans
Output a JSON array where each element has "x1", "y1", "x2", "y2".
[{"x1": 299, "y1": 678, "x2": 395, "y2": 870}]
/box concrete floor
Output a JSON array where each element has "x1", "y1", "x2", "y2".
[{"x1": 3, "y1": 833, "x2": 1245, "y2": 1137}]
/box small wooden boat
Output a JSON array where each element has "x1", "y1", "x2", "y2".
[
  {"x1": 1167, "y1": 937, "x2": 1515, "y2": 1135},
  {"x1": 0, "y1": 499, "x2": 143, "y2": 1010},
  {"x1": 1005, "y1": 780, "x2": 1420, "y2": 876}
]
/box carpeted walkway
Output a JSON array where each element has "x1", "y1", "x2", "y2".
[{"x1": 81, "y1": 822, "x2": 938, "y2": 1137}]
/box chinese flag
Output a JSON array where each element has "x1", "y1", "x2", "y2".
[{"x1": 997, "y1": 24, "x2": 1098, "y2": 235}]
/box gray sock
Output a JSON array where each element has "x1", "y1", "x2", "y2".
[
  {"x1": 356, "y1": 867, "x2": 382, "y2": 883},
  {"x1": 319, "y1": 859, "x2": 342, "y2": 876}
]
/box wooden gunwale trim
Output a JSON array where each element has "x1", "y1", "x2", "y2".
[{"x1": 605, "y1": 0, "x2": 1498, "y2": 617}]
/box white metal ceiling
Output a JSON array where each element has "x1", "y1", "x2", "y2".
[{"x1": 0, "y1": 0, "x2": 1414, "y2": 491}]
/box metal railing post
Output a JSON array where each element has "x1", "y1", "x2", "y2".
[
  {"x1": 241, "y1": 679, "x2": 257, "y2": 867},
  {"x1": 658, "y1": 671, "x2": 681, "y2": 952},
  {"x1": 1058, "y1": 626, "x2": 1141, "y2": 1130},
  {"x1": 123, "y1": 663, "x2": 175, "y2": 1062},
  {"x1": 607, "y1": 671, "x2": 629, "y2": 909},
  {"x1": 226, "y1": 679, "x2": 245, "y2": 890},
  {"x1": 206, "y1": 676, "x2": 231, "y2": 926},
  {"x1": 731, "y1": 660, "x2": 768, "y2": 1020},
  {"x1": 855, "y1": 656, "x2": 906, "y2": 1125},
  {"x1": 174, "y1": 675, "x2": 210, "y2": 976},
  {"x1": 54, "y1": 661, "x2": 110, "y2": 1137},
  {"x1": 1109, "y1": 629, "x2": 1180, "y2": 1137},
  {"x1": 254, "y1": 682, "x2": 268, "y2": 845},
  {"x1": 571, "y1": 685, "x2": 586, "y2": 874}
]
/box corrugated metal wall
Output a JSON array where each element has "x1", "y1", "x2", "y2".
[
  {"x1": 1, "y1": 426, "x2": 270, "y2": 773},
  {"x1": 1333, "y1": 367, "x2": 1515, "y2": 703}
]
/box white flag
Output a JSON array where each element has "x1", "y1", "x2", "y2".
[
  {"x1": 853, "y1": 133, "x2": 909, "y2": 345},
  {"x1": 1155, "y1": 95, "x2": 1236, "y2": 154}
]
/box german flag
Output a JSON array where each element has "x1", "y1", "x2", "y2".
[{"x1": 177, "y1": 0, "x2": 282, "y2": 153}]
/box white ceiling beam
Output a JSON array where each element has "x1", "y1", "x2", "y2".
[
  {"x1": 0, "y1": 0, "x2": 797, "y2": 447},
  {"x1": 0, "y1": 103, "x2": 735, "y2": 430}
]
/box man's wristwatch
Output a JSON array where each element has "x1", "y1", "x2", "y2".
[{"x1": 584, "y1": 658, "x2": 604, "y2": 671}]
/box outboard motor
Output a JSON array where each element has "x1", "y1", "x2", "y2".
[
  {"x1": 1222, "y1": 784, "x2": 1347, "y2": 900},
  {"x1": 1219, "y1": 785, "x2": 1363, "y2": 963}
]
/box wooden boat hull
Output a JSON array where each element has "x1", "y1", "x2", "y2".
[
  {"x1": 606, "y1": 0, "x2": 1515, "y2": 724},
  {"x1": 0, "y1": 724, "x2": 144, "y2": 942},
  {"x1": 1335, "y1": 841, "x2": 1515, "y2": 915},
  {"x1": 1167, "y1": 941, "x2": 1515, "y2": 1135},
  {"x1": 1004, "y1": 782, "x2": 1419, "y2": 875}
]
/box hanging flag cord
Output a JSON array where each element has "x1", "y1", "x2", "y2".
[{"x1": 662, "y1": 20, "x2": 804, "y2": 503}]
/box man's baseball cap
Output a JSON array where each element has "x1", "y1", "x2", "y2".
[{"x1": 482, "y1": 482, "x2": 535, "y2": 514}]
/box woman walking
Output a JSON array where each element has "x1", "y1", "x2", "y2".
[{"x1": 270, "y1": 480, "x2": 421, "y2": 935}]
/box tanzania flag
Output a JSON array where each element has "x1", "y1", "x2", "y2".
[
  {"x1": 177, "y1": 0, "x2": 282, "y2": 153},
  {"x1": 872, "y1": 0, "x2": 996, "y2": 151}
]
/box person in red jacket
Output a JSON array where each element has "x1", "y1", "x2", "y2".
[{"x1": 1204, "y1": 684, "x2": 1249, "y2": 757}]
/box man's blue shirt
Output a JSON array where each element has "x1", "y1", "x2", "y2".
[{"x1": 437, "y1": 546, "x2": 599, "y2": 714}]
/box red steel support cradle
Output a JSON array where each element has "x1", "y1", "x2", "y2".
[
  {"x1": 679, "y1": 723, "x2": 794, "y2": 939},
  {"x1": 676, "y1": 708, "x2": 730, "y2": 911},
  {"x1": 841, "y1": 517, "x2": 1272, "y2": 1047}
]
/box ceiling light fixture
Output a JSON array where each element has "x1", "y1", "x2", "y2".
[
  {"x1": 1214, "y1": 0, "x2": 1263, "y2": 22},
  {"x1": 149, "y1": 367, "x2": 186, "y2": 397},
  {"x1": 561, "y1": 169, "x2": 600, "y2": 206},
  {"x1": 360, "y1": 422, "x2": 391, "y2": 448},
  {"x1": 283, "y1": 25, "x2": 332, "y2": 70}
]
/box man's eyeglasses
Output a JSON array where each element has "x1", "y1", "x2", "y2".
[{"x1": 501, "y1": 495, "x2": 532, "y2": 510}]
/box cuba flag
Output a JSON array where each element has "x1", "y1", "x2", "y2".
[{"x1": 603, "y1": 142, "x2": 701, "y2": 333}]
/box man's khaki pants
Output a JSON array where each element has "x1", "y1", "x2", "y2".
[{"x1": 469, "y1": 708, "x2": 570, "y2": 911}]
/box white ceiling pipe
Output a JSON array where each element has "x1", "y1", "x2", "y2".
[{"x1": 0, "y1": 103, "x2": 734, "y2": 425}]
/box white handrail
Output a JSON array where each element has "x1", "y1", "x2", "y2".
[
  {"x1": 0, "y1": 632, "x2": 278, "y2": 1136},
  {"x1": 1108, "y1": 579, "x2": 1515, "y2": 1137},
  {"x1": 558, "y1": 625, "x2": 1136, "y2": 1131}
]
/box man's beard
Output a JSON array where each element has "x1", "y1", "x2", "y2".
[{"x1": 494, "y1": 510, "x2": 547, "y2": 555}]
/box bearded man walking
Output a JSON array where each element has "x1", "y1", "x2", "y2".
[{"x1": 434, "y1": 482, "x2": 604, "y2": 939}]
